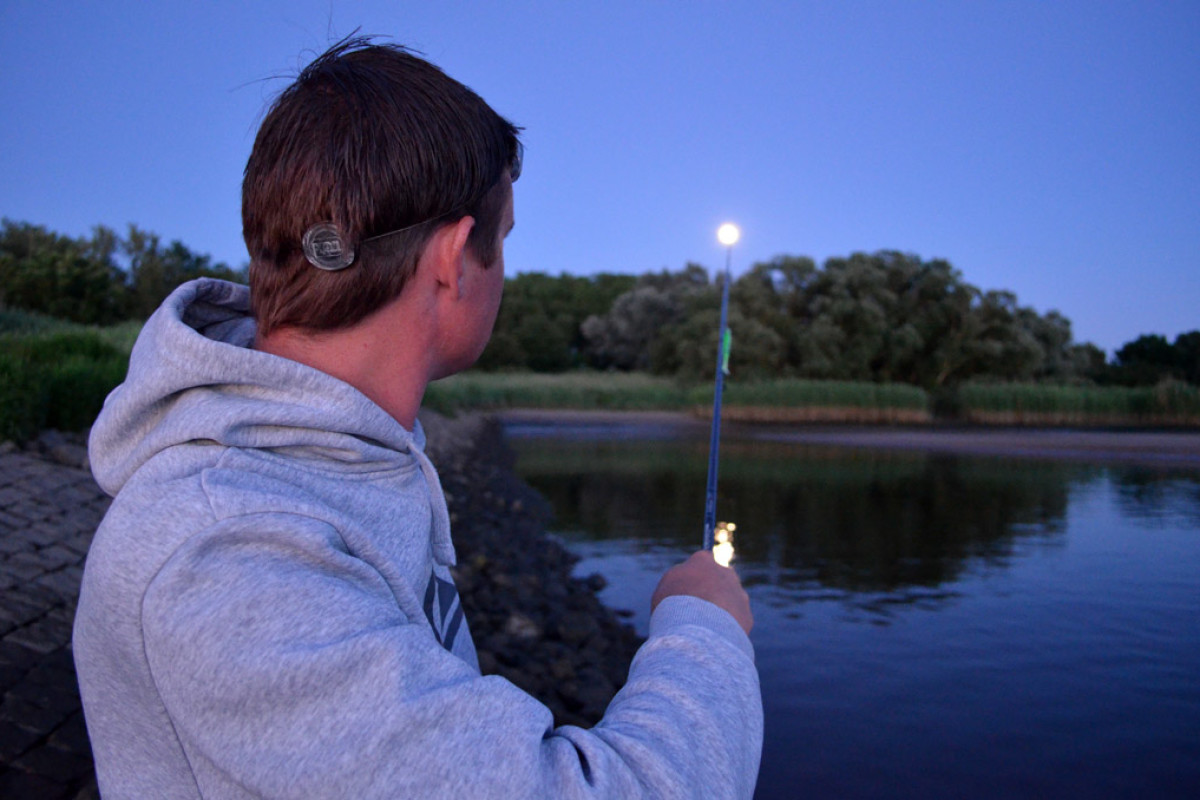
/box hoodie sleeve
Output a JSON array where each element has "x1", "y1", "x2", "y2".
[{"x1": 142, "y1": 512, "x2": 763, "y2": 799}]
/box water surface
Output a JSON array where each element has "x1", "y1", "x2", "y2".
[{"x1": 506, "y1": 422, "x2": 1200, "y2": 799}]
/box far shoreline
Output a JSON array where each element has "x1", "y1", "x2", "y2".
[{"x1": 494, "y1": 409, "x2": 1200, "y2": 468}]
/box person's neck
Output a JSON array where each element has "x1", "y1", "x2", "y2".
[{"x1": 254, "y1": 310, "x2": 432, "y2": 431}]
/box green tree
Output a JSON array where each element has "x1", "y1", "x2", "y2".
[
  {"x1": 124, "y1": 227, "x2": 242, "y2": 319},
  {"x1": 1174, "y1": 331, "x2": 1200, "y2": 385},
  {"x1": 0, "y1": 220, "x2": 128, "y2": 324},
  {"x1": 580, "y1": 265, "x2": 708, "y2": 370},
  {"x1": 480, "y1": 272, "x2": 636, "y2": 371}
]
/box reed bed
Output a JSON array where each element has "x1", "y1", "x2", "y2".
[
  {"x1": 958, "y1": 382, "x2": 1200, "y2": 426},
  {"x1": 689, "y1": 379, "x2": 932, "y2": 424},
  {"x1": 428, "y1": 373, "x2": 934, "y2": 421},
  {"x1": 424, "y1": 371, "x2": 691, "y2": 415}
]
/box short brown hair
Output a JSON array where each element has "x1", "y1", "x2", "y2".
[{"x1": 243, "y1": 38, "x2": 522, "y2": 337}]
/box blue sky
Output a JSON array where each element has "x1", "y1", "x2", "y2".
[{"x1": 2, "y1": 1, "x2": 1196, "y2": 354}]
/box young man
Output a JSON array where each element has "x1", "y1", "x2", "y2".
[{"x1": 74, "y1": 39, "x2": 761, "y2": 798}]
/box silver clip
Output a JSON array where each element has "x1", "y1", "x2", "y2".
[{"x1": 302, "y1": 223, "x2": 355, "y2": 271}]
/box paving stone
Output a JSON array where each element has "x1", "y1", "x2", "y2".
[
  {"x1": 1, "y1": 694, "x2": 70, "y2": 734},
  {"x1": 60, "y1": 535, "x2": 93, "y2": 558},
  {"x1": 46, "y1": 713, "x2": 90, "y2": 755},
  {"x1": 5, "y1": 617, "x2": 73, "y2": 655},
  {"x1": 13, "y1": 741, "x2": 93, "y2": 783},
  {"x1": 73, "y1": 775, "x2": 100, "y2": 800},
  {"x1": 0, "y1": 642, "x2": 38, "y2": 670},
  {"x1": 0, "y1": 454, "x2": 105, "y2": 788},
  {"x1": 34, "y1": 572, "x2": 81, "y2": 604},
  {"x1": 4, "y1": 502, "x2": 47, "y2": 524},
  {"x1": 29, "y1": 471, "x2": 78, "y2": 493},
  {"x1": 23, "y1": 523, "x2": 64, "y2": 548},
  {"x1": 0, "y1": 535, "x2": 35, "y2": 555},
  {"x1": 0, "y1": 766, "x2": 71, "y2": 799},
  {"x1": 0, "y1": 510, "x2": 27, "y2": 531},
  {"x1": 10, "y1": 674, "x2": 80, "y2": 717},
  {"x1": 6, "y1": 582, "x2": 60, "y2": 610},
  {"x1": 0, "y1": 559, "x2": 45, "y2": 583},
  {"x1": 9, "y1": 550, "x2": 56, "y2": 570},
  {"x1": 0, "y1": 663, "x2": 26, "y2": 687},
  {"x1": 35, "y1": 547, "x2": 80, "y2": 572},
  {"x1": 0, "y1": 719, "x2": 42, "y2": 761},
  {"x1": 4, "y1": 629, "x2": 60, "y2": 658}
]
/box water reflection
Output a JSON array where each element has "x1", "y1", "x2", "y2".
[
  {"x1": 510, "y1": 436, "x2": 1097, "y2": 596},
  {"x1": 1111, "y1": 467, "x2": 1200, "y2": 527},
  {"x1": 506, "y1": 427, "x2": 1200, "y2": 798}
]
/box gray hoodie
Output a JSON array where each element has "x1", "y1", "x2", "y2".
[{"x1": 74, "y1": 278, "x2": 762, "y2": 799}]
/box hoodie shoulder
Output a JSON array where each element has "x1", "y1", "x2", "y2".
[{"x1": 89, "y1": 279, "x2": 417, "y2": 497}]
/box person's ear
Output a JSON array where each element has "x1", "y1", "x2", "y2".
[{"x1": 430, "y1": 216, "x2": 476, "y2": 299}]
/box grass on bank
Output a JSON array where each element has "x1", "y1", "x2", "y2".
[
  {"x1": 0, "y1": 310, "x2": 139, "y2": 442},
  {"x1": 958, "y1": 381, "x2": 1200, "y2": 425},
  {"x1": 425, "y1": 371, "x2": 691, "y2": 414},
  {"x1": 4, "y1": 306, "x2": 1199, "y2": 441},
  {"x1": 426, "y1": 372, "x2": 933, "y2": 420}
]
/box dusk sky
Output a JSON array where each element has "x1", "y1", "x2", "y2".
[{"x1": 2, "y1": 1, "x2": 1196, "y2": 354}]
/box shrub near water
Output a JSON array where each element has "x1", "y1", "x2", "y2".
[{"x1": 0, "y1": 329, "x2": 130, "y2": 442}]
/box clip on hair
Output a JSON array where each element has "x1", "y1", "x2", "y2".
[{"x1": 302, "y1": 223, "x2": 355, "y2": 271}]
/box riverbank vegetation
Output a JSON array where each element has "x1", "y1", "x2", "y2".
[
  {"x1": 3, "y1": 217, "x2": 1199, "y2": 439},
  {"x1": 0, "y1": 310, "x2": 134, "y2": 442}
]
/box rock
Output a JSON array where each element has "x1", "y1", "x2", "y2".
[
  {"x1": 48, "y1": 444, "x2": 89, "y2": 470},
  {"x1": 555, "y1": 611, "x2": 600, "y2": 647},
  {"x1": 420, "y1": 409, "x2": 644, "y2": 729},
  {"x1": 504, "y1": 613, "x2": 542, "y2": 640}
]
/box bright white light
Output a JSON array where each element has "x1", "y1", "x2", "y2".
[
  {"x1": 713, "y1": 540, "x2": 734, "y2": 567},
  {"x1": 713, "y1": 521, "x2": 736, "y2": 567},
  {"x1": 717, "y1": 223, "x2": 741, "y2": 247}
]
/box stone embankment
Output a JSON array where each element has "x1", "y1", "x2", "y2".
[
  {"x1": 0, "y1": 415, "x2": 643, "y2": 798},
  {"x1": 421, "y1": 412, "x2": 644, "y2": 727}
]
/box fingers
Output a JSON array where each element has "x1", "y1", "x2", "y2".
[{"x1": 651, "y1": 550, "x2": 753, "y2": 634}]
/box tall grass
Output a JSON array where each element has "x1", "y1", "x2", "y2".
[
  {"x1": 0, "y1": 307, "x2": 66, "y2": 335},
  {"x1": 425, "y1": 371, "x2": 690, "y2": 414},
  {"x1": 427, "y1": 372, "x2": 933, "y2": 421},
  {"x1": 0, "y1": 317, "x2": 138, "y2": 442},
  {"x1": 693, "y1": 379, "x2": 928, "y2": 409},
  {"x1": 688, "y1": 379, "x2": 932, "y2": 423},
  {"x1": 958, "y1": 381, "x2": 1200, "y2": 425}
]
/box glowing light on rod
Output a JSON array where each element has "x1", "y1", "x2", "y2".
[
  {"x1": 713, "y1": 521, "x2": 736, "y2": 567},
  {"x1": 717, "y1": 223, "x2": 741, "y2": 247}
]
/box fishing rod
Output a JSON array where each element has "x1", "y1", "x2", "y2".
[{"x1": 703, "y1": 223, "x2": 740, "y2": 558}]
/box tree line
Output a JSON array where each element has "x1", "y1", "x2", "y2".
[
  {"x1": 0, "y1": 219, "x2": 243, "y2": 325},
  {"x1": 3, "y1": 218, "x2": 1195, "y2": 389},
  {"x1": 485, "y1": 252, "x2": 1197, "y2": 390}
]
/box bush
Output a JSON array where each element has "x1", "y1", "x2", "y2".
[
  {"x1": 0, "y1": 352, "x2": 48, "y2": 442},
  {"x1": 0, "y1": 328, "x2": 130, "y2": 443},
  {"x1": 43, "y1": 356, "x2": 128, "y2": 431}
]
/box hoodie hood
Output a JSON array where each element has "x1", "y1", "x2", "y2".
[{"x1": 89, "y1": 278, "x2": 455, "y2": 564}]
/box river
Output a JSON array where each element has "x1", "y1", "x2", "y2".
[{"x1": 503, "y1": 419, "x2": 1200, "y2": 799}]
